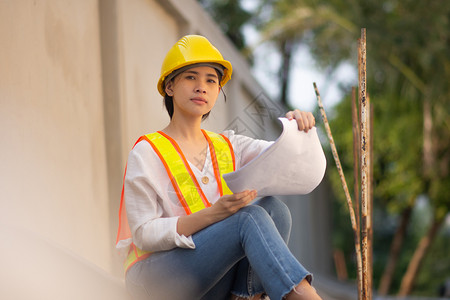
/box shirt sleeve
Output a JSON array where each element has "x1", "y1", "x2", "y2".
[{"x1": 124, "y1": 141, "x2": 195, "y2": 252}]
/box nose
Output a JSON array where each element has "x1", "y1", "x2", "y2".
[{"x1": 195, "y1": 82, "x2": 207, "y2": 94}]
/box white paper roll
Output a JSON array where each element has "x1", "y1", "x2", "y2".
[{"x1": 223, "y1": 117, "x2": 326, "y2": 196}]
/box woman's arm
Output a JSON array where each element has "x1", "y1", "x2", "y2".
[{"x1": 177, "y1": 190, "x2": 257, "y2": 236}]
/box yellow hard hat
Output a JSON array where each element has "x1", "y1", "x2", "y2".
[{"x1": 157, "y1": 35, "x2": 233, "y2": 96}]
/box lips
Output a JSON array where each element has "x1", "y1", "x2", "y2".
[{"x1": 191, "y1": 97, "x2": 207, "y2": 104}]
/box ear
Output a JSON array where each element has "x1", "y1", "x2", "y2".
[{"x1": 165, "y1": 81, "x2": 174, "y2": 97}]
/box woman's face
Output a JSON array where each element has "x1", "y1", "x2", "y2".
[{"x1": 165, "y1": 66, "x2": 221, "y2": 120}]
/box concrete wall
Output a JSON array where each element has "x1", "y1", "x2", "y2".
[
  {"x1": 0, "y1": 0, "x2": 332, "y2": 298},
  {"x1": 1, "y1": 0, "x2": 110, "y2": 271}
]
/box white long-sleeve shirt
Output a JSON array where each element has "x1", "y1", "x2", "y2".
[{"x1": 123, "y1": 130, "x2": 273, "y2": 252}]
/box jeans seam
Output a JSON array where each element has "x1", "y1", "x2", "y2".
[
  {"x1": 242, "y1": 210, "x2": 297, "y2": 293},
  {"x1": 247, "y1": 265, "x2": 253, "y2": 295}
]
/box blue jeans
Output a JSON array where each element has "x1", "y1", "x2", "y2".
[{"x1": 125, "y1": 197, "x2": 312, "y2": 300}]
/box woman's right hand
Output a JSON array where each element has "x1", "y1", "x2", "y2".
[
  {"x1": 177, "y1": 190, "x2": 257, "y2": 237},
  {"x1": 211, "y1": 190, "x2": 257, "y2": 220}
]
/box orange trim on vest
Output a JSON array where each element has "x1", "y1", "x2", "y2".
[
  {"x1": 220, "y1": 133, "x2": 236, "y2": 170},
  {"x1": 203, "y1": 130, "x2": 225, "y2": 196},
  {"x1": 116, "y1": 164, "x2": 130, "y2": 245},
  {"x1": 126, "y1": 244, "x2": 152, "y2": 271},
  {"x1": 157, "y1": 131, "x2": 211, "y2": 210},
  {"x1": 142, "y1": 135, "x2": 191, "y2": 215}
]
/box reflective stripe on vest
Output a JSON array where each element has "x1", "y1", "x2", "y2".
[{"x1": 120, "y1": 130, "x2": 235, "y2": 272}]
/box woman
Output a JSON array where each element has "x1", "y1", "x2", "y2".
[{"x1": 117, "y1": 35, "x2": 322, "y2": 300}]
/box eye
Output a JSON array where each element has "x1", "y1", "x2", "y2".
[{"x1": 207, "y1": 78, "x2": 217, "y2": 84}]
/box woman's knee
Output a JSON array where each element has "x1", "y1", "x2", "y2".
[
  {"x1": 258, "y1": 197, "x2": 291, "y2": 218},
  {"x1": 254, "y1": 196, "x2": 292, "y2": 241},
  {"x1": 239, "y1": 204, "x2": 269, "y2": 220}
]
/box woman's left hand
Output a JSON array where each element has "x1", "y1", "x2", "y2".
[{"x1": 286, "y1": 109, "x2": 316, "y2": 132}]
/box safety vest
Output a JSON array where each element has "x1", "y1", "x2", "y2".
[{"x1": 116, "y1": 130, "x2": 235, "y2": 272}]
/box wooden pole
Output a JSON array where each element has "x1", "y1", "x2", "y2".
[
  {"x1": 359, "y1": 28, "x2": 372, "y2": 300},
  {"x1": 352, "y1": 87, "x2": 360, "y2": 235},
  {"x1": 352, "y1": 86, "x2": 362, "y2": 299},
  {"x1": 314, "y1": 82, "x2": 363, "y2": 300}
]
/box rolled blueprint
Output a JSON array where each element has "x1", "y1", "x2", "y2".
[{"x1": 223, "y1": 117, "x2": 326, "y2": 196}]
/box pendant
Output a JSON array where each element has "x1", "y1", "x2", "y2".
[{"x1": 201, "y1": 176, "x2": 209, "y2": 184}]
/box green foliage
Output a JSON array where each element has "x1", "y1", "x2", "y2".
[
  {"x1": 198, "y1": 0, "x2": 252, "y2": 50},
  {"x1": 312, "y1": 0, "x2": 450, "y2": 294},
  {"x1": 295, "y1": 0, "x2": 450, "y2": 295}
]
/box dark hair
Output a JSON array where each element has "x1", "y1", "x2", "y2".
[{"x1": 163, "y1": 69, "x2": 227, "y2": 121}]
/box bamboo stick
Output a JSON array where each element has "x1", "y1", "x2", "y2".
[
  {"x1": 352, "y1": 87, "x2": 360, "y2": 235},
  {"x1": 357, "y1": 40, "x2": 363, "y2": 300},
  {"x1": 359, "y1": 28, "x2": 371, "y2": 300},
  {"x1": 313, "y1": 82, "x2": 363, "y2": 300},
  {"x1": 352, "y1": 86, "x2": 363, "y2": 300}
]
